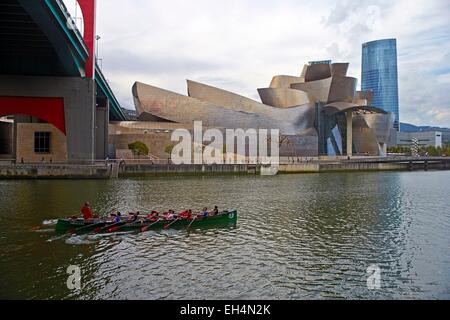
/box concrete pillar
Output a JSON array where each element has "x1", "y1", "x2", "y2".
[
  {"x1": 380, "y1": 143, "x2": 387, "y2": 157},
  {"x1": 95, "y1": 97, "x2": 109, "y2": 160},
  {"x1": 0, "y1": 121, "x2": 13, "y2": 156},
  {"x1": 64, "y1": 78, "x2": 96, "y2": 163},
  {"x1": 346, "y1": 111, "x2": 353, "y2": 156},
  {"x1": 0, "y1": 76, "x2": 97, "y2": 164},
  {"x1": 12, "y1": 120, "x2": 17, "y2": 159}
]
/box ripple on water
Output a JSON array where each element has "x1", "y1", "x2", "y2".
[
  {"x1": 42, "y1": 219, "x2": 59, "y2": 226},
  {"x1": 65, "y1": 235, "x2": 97, "y2": 246},
  {"x1": 1, "y1": 172, "x2": 450, "y2": 299}
]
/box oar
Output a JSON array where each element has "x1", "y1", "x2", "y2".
[
  {"x1": 94, "y1": 220, "x2": 125, "y2": 233},
  {"x1": 163, "y1": 218, "x2": 181, "y2": 230},
  {"x1": 49, "y1": 222, "x2": 103, "y2": 242},
  {"x1": 141, "y1": 219, "x2": 162, "y2": 232},
  {"x1": 71, "y1": 209, "x2": 117, "y2": 234},
  {"x1": 187, "y1": 216, "x2": 197, "y2": 230},
  {"x1": 109, "y1": 217, "x2": 145, "y2": 233},
  {"x1": 69, "y1": 220, "x2": 105, "y2": 235},
  {"x1": 49, "y1": 218, "x2": 106, "y2": 242}
]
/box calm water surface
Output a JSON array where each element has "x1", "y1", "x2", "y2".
[{"x1": 0, "y1": 171, "x2": 449, "y2": 299}]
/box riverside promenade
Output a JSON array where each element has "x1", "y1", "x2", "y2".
[{"x1": 1, "y1": 157, "x2": 449, "y2": 179}]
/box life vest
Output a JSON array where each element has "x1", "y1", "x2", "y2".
[
  {"x1": 147, "y1": 211, "x2": 159, "y2": 219},
  {"x1": 179, "y1": 211, "x2": 191, "y2": 219},
  {"x1": 165, "y1": 213, "x2": 174, "y2": 220},
  {"x1": 81, "y1": 206, "x2": 93, "y2": 220}
]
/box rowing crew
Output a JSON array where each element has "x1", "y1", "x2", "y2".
[
  {"x1": 110, "y1": 206, "x2": 220, "y2": 222},
  {"x1": 80, "y1": 202, "x2": 220, "y2": 222}
]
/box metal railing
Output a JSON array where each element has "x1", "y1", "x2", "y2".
[
  {"x1": 54, "y1": 0, "x2": 87, "y2": 53},
  {"x1": 2, "y1": 156, "x2": 448, "y2": 167}
]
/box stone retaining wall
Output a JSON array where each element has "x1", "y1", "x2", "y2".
[{"x1": 0, "y1": 164, "x2": 112, "y2": 179}]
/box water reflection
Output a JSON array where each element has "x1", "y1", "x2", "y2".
[{"x1": 0, "y1": 171, "x2": 449, "y2": 299}]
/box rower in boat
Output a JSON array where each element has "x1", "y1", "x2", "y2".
[
  {"x1": 114, "y1": 212, "x2": 122, "y2": 223},
  {"x1": 147, "y1": 211, "x2": 159, "y2": 222},
  {"x1": 55, "y1": 209, "x2": 238, "y2": 234},
  {"x1": 199, "y1": 207, "x2": 209, "y2": 218},
  {"x1": 129, "y1": 212, "x2": 140, "y2": 222},
  {"x1": 81, "y1": 202, "x2": 94, "y2": 221},
  {"x1": 212, "y1": 206, "x2": 219, "y2": 216},
  {"x1": 164, "y1": 210, "x2": 176, "y2": 220},
  {"x1": 179, "y1": 210, "x2": 193, "y2": 220}
]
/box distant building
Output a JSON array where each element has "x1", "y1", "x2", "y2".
[
  {"x1": 121, "y1": 108, "x2": 138, "y2": 121},
  {"x1": 397, "y1": 131, "x2": 443, "y2": 148},
  {"x1": 362, "y1": 39, "x2": 400, "y2": 131},
  {"x1": 441, "y1": 132, "x2": 450, "y2": 145},
  {"x1": 399, "y1": 122, "x2": 450, "y2": 145}
]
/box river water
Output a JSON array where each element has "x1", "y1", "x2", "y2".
[{"x1": 0, "y1": 171, "x2": 449, "y2": 300}]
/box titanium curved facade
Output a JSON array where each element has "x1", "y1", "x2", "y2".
[
  {"x1": 257, "y1": 88, "x2": 310, "y2": 108},
  {"x1": 132, "y1": 59, "x2": 394, "y2": 157},
  {"x1": 353, "y1": 113, "x2": 395, "y2": 156},
  {"x1": 362, "y1": 39, "x2": 399, "y2": 130},
  {"x1": 270, "y1": 76, "x2": 305, "y2": 89},
  {"x1": 133, "y1": 82, "x2": 316, "y2": 135}
]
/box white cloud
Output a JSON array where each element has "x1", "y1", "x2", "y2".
[{"x1": 71, "y1": 0, "x2": 450, "y2": 127}]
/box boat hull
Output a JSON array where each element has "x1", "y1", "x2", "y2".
[{"x1": 55, "y1": 210, "x2": 238, "y2": 234}]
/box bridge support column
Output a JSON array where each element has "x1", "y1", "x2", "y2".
[
  {"x1": 0, "y1": 75, "x2": 96, "y2": 163},
  {"x1": 346, "y1": 111, "x2": 353, "y2": 157},
  {"x1": 95, "y1": 97, "x2": 109, "y2": 159}
]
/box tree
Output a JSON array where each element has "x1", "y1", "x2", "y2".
[
  {"x1": 128, "y1": 141, "x2": 149, "y2": 158},
  {"x1": 387, "y1": 146, "x2": 411, "y2": 155},
  {"x1": 388, "y1": 145, "x2": 450, "y2": 157},
  {"x1": 165, "y1": 144, "x2": 175, "y2": 156},
  {"x1": 164, "y1": 144, "x2": 175, "y2": 163}
]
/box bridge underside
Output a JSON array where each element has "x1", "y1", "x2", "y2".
[
  {"x1": 0, "y1": 0, "x2": 125, "y2": 163},
  {"x1": 0, "y1": 0, "x2": 87, "y2": 76}
]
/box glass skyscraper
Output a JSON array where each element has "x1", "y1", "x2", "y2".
[{"x1": 362, "y1": 39, "x2": 400, "y2": 131}]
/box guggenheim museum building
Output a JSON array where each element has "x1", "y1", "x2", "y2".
[{"x1": 113, "y1": 60, "x2": 395, "y2": 158}]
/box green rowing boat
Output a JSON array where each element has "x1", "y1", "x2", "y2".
[{"x1": 55, "y1": 210, "x2": 238, "y2": 234}]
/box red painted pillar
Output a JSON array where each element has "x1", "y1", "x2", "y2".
[{"x1": 77, "y1": 0, "x2": 96, "y2": 78}]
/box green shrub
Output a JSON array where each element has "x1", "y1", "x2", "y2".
[
  {"x1": 164, "y1": 144, "x2": 175, "y2": 155},
  {"x1": 388, "y1": 145, "x2": 450, "y2": 156},
  {"x1": 128, "y1": 141, "x2": 149, "y2": 157}
]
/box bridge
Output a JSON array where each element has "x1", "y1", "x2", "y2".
[{"x1": 0, "y1": 0, "x2": 126, "y2": 163}]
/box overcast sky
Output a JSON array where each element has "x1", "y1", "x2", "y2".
[{"x1": 67, "y1": 0, "x2": 450, "y2": 127}]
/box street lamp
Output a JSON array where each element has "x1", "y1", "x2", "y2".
[
  {"x1": 95, "y1": 35, "x2": 101, "y2": 58},
  {"x1": 95, "y1": 35, "x2": 102, "y2": 69}
]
